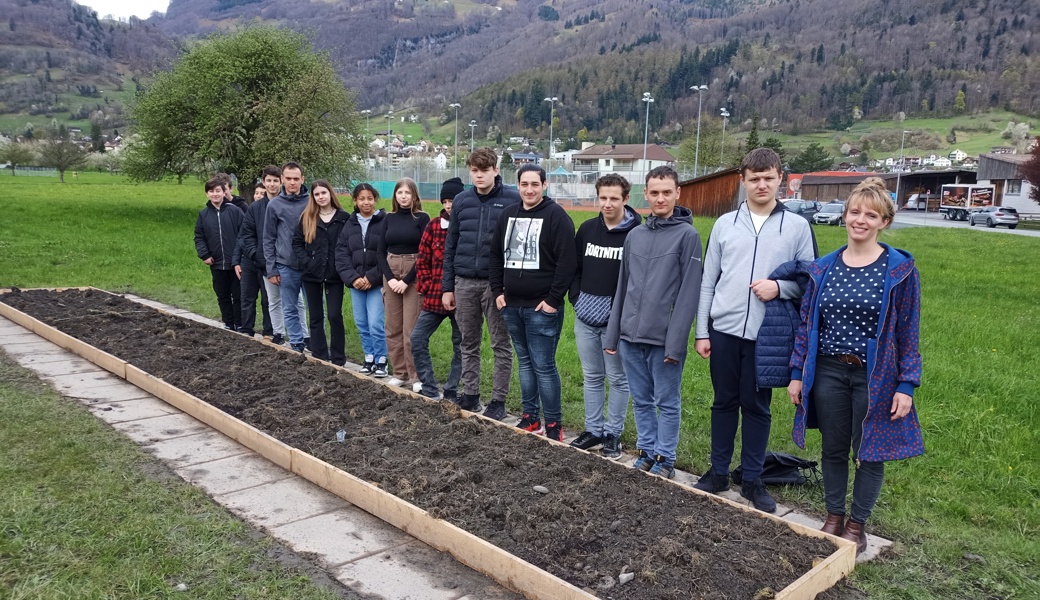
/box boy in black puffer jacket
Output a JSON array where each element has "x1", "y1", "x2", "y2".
[{"x1": 194, "y1": 176, "x2": 244, "y2": 331}]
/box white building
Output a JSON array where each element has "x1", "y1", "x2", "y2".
[
  {"x1": 976, "y1": 153, "x2": 1035, "y2": 213},
  {"x1": 433, "y1": 152, "x2": 447, "y2": 170},
  {"x1": 572, "y1": 143, "x2": 677, "y2": 181},
  {"x1": 949, "y1": 149, "x2": 967, "y2": 162}
]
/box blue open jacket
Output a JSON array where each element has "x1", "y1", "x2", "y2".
[
  {"x1": 756, "y1": 260, "x2": 812, "y2": 388},
  {"x1": 790, "y1": 243, "x2": 924, "y2": 462}
]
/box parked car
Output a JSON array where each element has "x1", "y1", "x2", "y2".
[
  {"x1": 969, "y1": 206, "x2": 1019, "y2": 229},
  {"x1": 813, "y1": 202, "x2": 845, "y2": 226},
  {"x1": 783, "y1": 199, "x2": 822, "y2": 221}
]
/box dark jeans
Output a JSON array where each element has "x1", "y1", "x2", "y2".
[
  {"x1": 410, "y1": 310, "x2": 462, "y2": 398},
  {"x1": 708, "y1": 329, "x2": 773, "y2": 481},
  {"x1": 240, "y1": 262, "x2": 272, "y2": 335},
  {"x1": 501, "y1": 306, "x2": 564, "y2": 423},
  {"x1": 813, "y1": 355, "x2": 886, "y2": 523},
  {"x1": 303, "y1": 280, "x2": 345, "y2": 365},
  {"x1": 211, "y1": 268, "x2": 241, "y2": 328}
]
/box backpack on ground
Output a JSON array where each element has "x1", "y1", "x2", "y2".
[{"x1": 731, "y1": 452, "x2": 821, "y2": 486}]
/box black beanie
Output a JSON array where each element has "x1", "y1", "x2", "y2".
[{"x1": 440, "y1": 177, "x2": 465, "y2": 202}]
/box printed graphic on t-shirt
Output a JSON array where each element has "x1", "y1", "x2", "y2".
[{"x1": 504, "y1": 217, "x2": 542, "y2": 269}]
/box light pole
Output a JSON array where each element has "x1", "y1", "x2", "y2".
[
  {"x1": 897, "y1": 129, "x2": 910, "y2": 209},
  {"x1": 469, "y1": 120, "x2": 478, "y2": 151},
  {"x1": 544, "y1": 96, "x2": 557, "y2": 165},
  {"x1": 719, "y1": 108, "x2": 730, "y2": 169},
  {"x1": 690, "y1": 85, "x2": 707, "y2": 178},
  {"x1": 385, "y1": 111, "x2": 394, "y2": 168},
  {"x1": 448, "y1": 103, "x2": 461, "y2": 177},
  {"x1": 360, "y1": 109, "x2": 371, "y2": 139},
  {"x1": 642, "y1": 92, "x2": 654, "y2": 180}
]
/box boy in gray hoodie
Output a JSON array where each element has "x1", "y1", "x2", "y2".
[
  {"x1": 604, "y1": 166, "x2": 702, "y2": 480},
  {"x1": 693, "y1": 148, "x2": 817, "y2": 512}
]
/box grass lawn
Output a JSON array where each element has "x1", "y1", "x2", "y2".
[
  {"x1": 0, "y1": 352, "x2": 353, "y2": 599},
  {"x1": 1, "y1": 174, "x2": 1038, "y2": 599}
]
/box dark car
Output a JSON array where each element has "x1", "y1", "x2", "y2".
[{"x1": 783, "y1": 199, "x2": 822, "y2": 221}]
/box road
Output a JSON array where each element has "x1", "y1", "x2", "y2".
[{"x1": 891, "y1": 210, "x2": 1040, "y2": 237}]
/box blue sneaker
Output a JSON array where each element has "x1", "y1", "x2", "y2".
[
  {"x1": 632, "y1": 450, "x2": 655, "y2": 471},
  {"x1": 290, "y1": 343, "x2": 306, "y2": 353},
  {"x1": 649, "y1": 457, "x2": 675, "y2": 479}
]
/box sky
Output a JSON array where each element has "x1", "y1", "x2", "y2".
[{"x1": 81, "y1": 0, "x2": 170, "y2": 19}]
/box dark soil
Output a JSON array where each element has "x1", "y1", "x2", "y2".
[{"x1": 3, "y1": 289, "x2": 840, "y2": 600}]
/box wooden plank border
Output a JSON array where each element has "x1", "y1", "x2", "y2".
[{"x1": 0, "y1": 289, "x2": 854, "y2": 599}]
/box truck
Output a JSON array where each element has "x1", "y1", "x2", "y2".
[{"x1": 939, "y1": 183, "x2": 995, "y2": 221}]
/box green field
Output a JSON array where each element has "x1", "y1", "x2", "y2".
[{"x1": 1, "y1": 174, "x2": 1038, "y2": 599}]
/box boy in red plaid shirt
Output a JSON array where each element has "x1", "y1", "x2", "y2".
[{"x1": 410, "y1": 178, "x2": 465, "y2": 400}]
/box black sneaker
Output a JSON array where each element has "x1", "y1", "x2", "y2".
[
  {"x1": 600, "y1": 434, "x2": 622, "y2": 460},
  {"x1": 741, "y1": 478, "x2": 777, "y2": 513},
  {"x1": 372, "y1": 360, "x2": 388, "y2": 378},
  {"x1": 693, "y1": 469, "x2": 731, "y2": 494},
  {"x1": 223, "y1": 323, "x2": 236, "y2": 331},
  {"x1": 482, "y1": 400, "x2": 507, "y2": 421},
  {"x1": 290, "y1": 342, "x2": 306, "y2": 353},
  {"x1": 457, "y1": 393, "x2": 482, "y2": 412},
  {"x1": 238, "y1": 328, "x2": 256, "y2": 337},
  {"x1": 303, "y1": 337, "x2": 311, "y2": 351},
  {"x1": 544, "y1": 422, "x2": 564, "y2": 442},
  {"x1": 442, "y1": 389, "x2": 458, "y2": 402},
  {"x1": 516, "y1": 413, "x2": 543, "y2": 434},
  {"x1": 569, "y1": 431, "x2": 603, "y2": 450},
  {"x1": 632, "y1": 449, "x2": 656, "y2": 471},
  {"x1": 271, "y1": 333, "x2": 285, "y2": 345},
  {"x1": 360, "y1": 361, "x2": 374, "y2": 375}
]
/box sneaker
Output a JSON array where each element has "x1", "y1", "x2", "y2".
[
  {"x1": 303, "y1": 337, "x2": 311, "y2": 351},
  {"x1": 442, "y1": 389, "x2": 458, "y2": 402},
  {"x1": 238, "y1": 328, "x2": 256, "y2": 337},
  {"x1": 387, "y1": 377, "x2": 404, "y2": 387},
  {"x1": 372, "y1": 360, "x2": 388, "y2": 378},
  {"x1": 420, "y1": 389, "x2": 442, "y2": 400},
  {"x1": 271, "y1": 333, "x2": 285, "y2": 345},
  {"x1": 290, "y1": 343, "x2": 306, "y2": 353},
  {"x1": 569, "y1": 431, "x2": 603, "y2": 450},
  {"x1": 412, "y1": 381, "x2": 423, "y2": 394},
  {"x1": 741, "y1": 478, "x2": 777, "y2": 513},
  {"x1": 482, "y1": 400, "x2": 507, "y2": 421},
  {"x1": 516, "y1": 413, "x2": 543, "y2": 434},
  {"x1": 360, "y1": 361, "x2": 374, "y2": 375},
  {"x1": 457, "y1": 394, "x2": 482, "y2": 412},
  {"x1": 648, "y1": 458, "x2": 676, "y2": 479},
  {"x1": 693, "y1": 469, "x2": 731, "y2": 494},
  {"x1": 632, "y1": 449, "x2": 656, "y2": 471},
  {"x1": 223, "y1": 323, "x2": 236, "y2": 331},
  {"x1": 544, "y1": 422, "x2": 564, "y2": 442},
  {"x1": 262, "y1": 330, "x2": 274, "y2": 339},
  {"x1": 600, "y1": 434, "x2": 622, "y2": 460}
]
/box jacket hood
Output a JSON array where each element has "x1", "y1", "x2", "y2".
[
  {"x1": 814, "y1": 242, "x2": 915, "y2": 277},
  {"x1": 439, "y1": 208, "x2": 451, "y2": 221},
  {"x1": 600, "y1": 204, "x2": 643, "y2": 232},
  {"x1": 205, "y1": 200, "x2": 230, "y2": 211},
  {"x1": 276, "y1": 183, "x2": 310, "y2": 203},
  {"x1": 351, "y1": 208, "x2": 386, "y2": 223},
  {"x1": 514, "y1": 196, "x2": 559, "y2": 215},
  {"x1": 645, "y1": 205, "x2": 693, "y2": 229}
]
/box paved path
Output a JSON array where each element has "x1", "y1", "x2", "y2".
[{"x1": 0, "y1": 297, "x2": 891, "y2": 598}]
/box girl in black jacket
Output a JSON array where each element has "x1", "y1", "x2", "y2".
[{"x1": 292, "y1": 180, "x2": 350, "y2": 365}]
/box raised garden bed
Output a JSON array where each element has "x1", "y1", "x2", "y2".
[{"x1": 0, "y1": 288, "x2": 853, "y2": 599}]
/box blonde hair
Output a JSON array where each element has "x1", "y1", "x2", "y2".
[
  {"x1": 301, "y1": 180, "x2": 343, "y2": 244},
  {"x1": 844, "y1": 177, "x2": 896, "y2": 230}
]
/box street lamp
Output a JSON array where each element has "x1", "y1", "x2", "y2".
[
  {"x1": 544, "y1": 96, "x2": 557, "y2": 164},
  {"x1": 719, "y1": 108, "x2": 730, "y2": 169},
  {"x1": 360, "y1": 109, "x2": 371, "y2": 139},
  {"x1": 448, "y1": 103, "x2": 461, "y2": 177},
  {"x1": 385, "y1": 111, "x2": 393, "y2": 144},
  {"x1": 897, "y1": 129, "x2": 910, "y2": 208},
  {"x1": 642, "y1": 92, "x2": 654, "y2": 179},
  {"x1": 469, "y1": 120, "x2": 477, "y2": 151},
  {"x1": 690, "y1": 85, "x2": 707, "y2": 178}
]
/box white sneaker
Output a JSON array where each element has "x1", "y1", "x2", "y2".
[
  {"x1": 412, "y1": 381, "x2": 423, "y2": 394},
  {"x1": 387, "y1": 377, "x2": 404, "y2": 387}
]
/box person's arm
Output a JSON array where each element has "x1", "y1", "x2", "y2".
[
  {"x1": 194, "y1": 212, "x2": 212, "y2": 262},
  {"x1": 291, "y1": 222, "x2": 308, "y2": 274},
  {"x1": 777, "y1": 223, "x2": 817, "y2": 300},
  {"x1": 262, "y1": 203, "x2": 279, "y2": 279},
  {"x1": 603, "y1": 238, "x2": 630, "y2": 353},
  {"x1": 400, "y1": 213, "x2": 430, "y2": 285},
  {"x1": 335, "y1": 223, "x2": 361, "y2": 285},
  {"x1": 663, "y1": 228, "x2": 703, "y2": 362},
  {"x1": 543, "y1": 211, "x2": 577, "y2": 309},
  {"x1": 695, "y1": 227, "x2": 721, "y2": 341},
  {"x1": 240, "y1": 205, "x2": 259, "y2": 263},
  {"x1": 414, "y1": 222, "x2": 435, "y2": 296},
  {"x1": 568, "y1": 222, "x2": 584, "y2": 305},
  {"x1": 441, "y1": 200, "x2": 461, "y2": 293},
  {"x1": 377, "y1": 216, "x2": 395, "y2": 282},
  {"x1": 489, "y1": 212, "x2": 507, "y2": 299},
  {"x1": 894, "y1": 267, "x2": 923, "y2": 398}
]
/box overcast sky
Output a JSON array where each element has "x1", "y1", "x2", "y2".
[{"x1": 81, "y1": 0, "x2": 170, "y2": 19}]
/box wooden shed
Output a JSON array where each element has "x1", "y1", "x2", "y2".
[{"x1": 678, "y1": 168, "x2": 742, "y2": 217}]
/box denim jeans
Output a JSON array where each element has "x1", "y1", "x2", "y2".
[
  {"x1": 303, "y1": 280, "x2": 345, "y2": 364},
  {"x1": 410, "y1": 310, "x2": 462, "y2": 397},
  {"x1": 349, "y1": 287, "x2": 387, "y2": 361},
  {"x1": 574, "y1": 317, "x2": 630, "y2": 437},
  {"x1": 240, "y1": 262, "x2": 271, "y2": 335},
  {"x1": 501, "y1": 306, "x2": 564, "y2": 423},
  {"x1": 276, "y1": 264, "x2": 306, "y2": 345},
  {"x1": 618, "y1": 340, "x2": 685, "y2": 464},
  {"x1": 263, "y1": 276, "x2": 285, "y2": 336},
  {"x1": 813, "y1": 354, "x2": 886, "y2": 523}
]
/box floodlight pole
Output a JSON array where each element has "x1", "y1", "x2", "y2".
[{"x1": 449, "y1": 103, "x2": 461, "y2": 177}]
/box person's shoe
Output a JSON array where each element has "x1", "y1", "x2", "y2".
[
  {"x1": 516, "y1": 413, "x2": 543, "y2": 434},
  {"x1": 600, "y1": 434, "x2": 622, "y2": 460},
  {"x1": 411, "y1": 381, "x2": 423, "y2": 394},
  {"x1": 359, "y1": 355, "x2": 375, "y2": 374},
  {"x1": 632, "y1": 449, "x2": 656, "y2": 471},
  {"x1": 482, "y1": 400, "x2": 507, "y2": 421},
  {"x1": 372, "y1": 360, "x2": 389, "y2": 378},
  {"x1": 420, "y1": 389, "x2": 442, "y2": 400},
  {"x1": 841, "y1": 519, "x2": 868, "y2": 554},
  {"x1": 569, "y1": 431, "x2": 603, "y2": 450},
  {"x1": 387, "y1": 377, "x2": 404, "y2": 387},
  {"x1": 238, "y1": 328, "x2": 256, "y2": 337},
  {"x1": 741, "y1": 478, "x2": 777, "y2": 513},
  {"x1": 457, "y1": 393, "x2": 482, "y2": 412},
  {"x1": 442, "y1": 389, "x2": 458, "y2": 402},
  {"x1": 648, "y1": 457, "x2": 675, "y2": 479},
  {"x1": 303, "y1": 337, "x2": 311, "y2": 351},
  {"x1": 544, "y1": 421, "x2": 564, "y2": 442},
  {"x1": 262, "y1": 330, "x2": 274, "y2": 339},
  {"x1": 821, "y1": 513, "x2": 845, "y2": 536},
  {"x1": 290, "y1": 342, "x2": 306, "y2": 353},
  {"x1": 693, "y1": 469, "x2": 731, "y2": 494},
  {"x1": 223, "y1": 323, "x2": 236, "y2": 331},
  {"x1": 271, "y1": 333, "x2": 285, "y2": 345}
]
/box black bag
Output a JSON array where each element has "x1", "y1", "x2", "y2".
[{"x1": 731, "y1": 452, "x2": 821, "y2": 486}]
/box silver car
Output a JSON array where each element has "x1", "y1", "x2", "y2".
[
  {"x1": 813, "y1": 202, "x2": 845, "y2": 226},
  {"x1": 969, "y1": 206, "x2": 1019, "y2": 229}
]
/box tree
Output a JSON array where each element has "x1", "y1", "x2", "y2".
[
  {"x1": 37, "y1": 125, "x2": 88, "y2": 182},
  {"x1": 1020, "y1": 137, "x2": 1040, "y2": 206},
  {"x1": 125, "y1": 26, "x2": 364, "y2": 188},
  {"x1": 789, "y1": 142, "x2": 832, "y2": 173},
  {"x1": 0, "y1": 141, "x2": 37, "y2": 176},
  {"x1": 746, "y1": 115, "x2": 761, "y2": 151},
  {"x1": 762, "y1": 137, "x2": 786, "y2": 163},
  {"x1": 954, "y1": 90, "x2": 966, "y2": 113}
]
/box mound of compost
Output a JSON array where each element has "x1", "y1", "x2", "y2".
[{"x1": 2, "y1": 288, "x2": 838, "y2": 600}]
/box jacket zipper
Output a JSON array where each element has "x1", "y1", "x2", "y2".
[{"x1": 216, "y1": 205, "x2": 225, "y2": 270}]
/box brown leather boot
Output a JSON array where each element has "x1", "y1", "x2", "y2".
[
  {"x1": 840, "y1": 519, "x2": 868, "y2": 553},
  {"x1": 820, "y1": 513, "x2": 845, "y2": 536}
]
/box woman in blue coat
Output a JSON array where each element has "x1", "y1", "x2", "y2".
[{"x1": 788, "y1": 177, "x2": 923, "y2": 553}]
